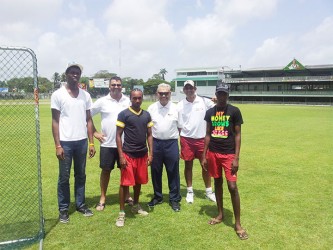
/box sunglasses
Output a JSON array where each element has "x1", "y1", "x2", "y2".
[
  {"x1": 110, "y1": 84, "x2": 121, "y2": 87},
  {"x1": 158, "y1": 92, "x2": 169, "y2": 96}
]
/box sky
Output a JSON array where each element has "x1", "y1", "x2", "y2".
[{"x1": 1, "y1": 0, "x2": 332, "y2": 81}]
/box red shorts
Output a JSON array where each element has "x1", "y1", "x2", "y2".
[
  {"x1": 206, "y1": 150, "x2": 237, "y2": 181},
  {"x1": 120, "y1": 153, "x2": 148, "y2": 186},
  {"x1": 180, "y1": 136, "x2": 204, "y2": 161}
]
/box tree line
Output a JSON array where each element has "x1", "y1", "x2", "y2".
[{"x1": 0, "y1": 68, "x2": 172, "y2": 97}]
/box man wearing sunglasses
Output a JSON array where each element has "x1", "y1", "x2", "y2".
[
  {"x1": 147, "y1": 83, "x2": 182, "y2": 212},
  {"x1": 91, "y1": 76, "x2": 133, "y2": 212}
]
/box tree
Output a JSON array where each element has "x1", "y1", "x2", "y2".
[
  {"x1": 144, "y1": 78, "x2": 165, "y2": 94},
  {"x1": 93, "y1": 70, "x2": 117, "y2": 79},
  {"x1": 159, "y1": 68, "x2": 168, "y2": 80},
  {"x1": 6, "y1": 76, "x2": 52, "y2": 93},
  {"x1": 122, "y1": 77, "x2": 144, "y2": 94},
  {"x1": 52, "y1": 72, "x2": 61, "y2": 89},
  {"x1": 38, "y1": 77, "x2": 53, "y2": 93}
]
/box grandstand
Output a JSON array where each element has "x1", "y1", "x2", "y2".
[{"x1": 173, "y1": 59, "x2": 333, "y2": 105}]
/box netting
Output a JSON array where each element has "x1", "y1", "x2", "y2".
[{"x1": 0, "y1": 47, "x2": 44, "y2": 249}]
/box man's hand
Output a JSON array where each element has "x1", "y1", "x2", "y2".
[
  {"x1": 119, "y1": 155, "x2": 127, "y2": 169},
  {"x1": 147, "y1": 155, "x2": 153, "y2": 166},
  {"x1": 56, "y1": 147, "x2": 65, "y2": 160},
  {"x1": 231, "y1": 158, "x2": 239, "y2": 175},
  {"x1": 94, "y1": 131, "x2": 105, "y2": 143},
  {"x1": 89, "y1": 145, "x2": 96, "y2": 158},
  {"x1": 200, "y1": 157, "x2": 208, "y2": 171}
]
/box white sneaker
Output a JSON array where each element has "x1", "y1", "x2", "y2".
[
  {"x1": 131, "y1": 204, "x2": 149, "y2": 216},
  {"x1": 115, "y1": 212, "x2": 125, "y2": 227},
  {"x1": 186, "y1": 191, "x2": 194, "y2": 203},
  {"x1": 206, "y1": 192, "x2": 216, "y2": 202}
]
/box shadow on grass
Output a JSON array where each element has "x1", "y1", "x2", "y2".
[{"x1": 198, "y1": 205, "x2": 234, "y2": 228}]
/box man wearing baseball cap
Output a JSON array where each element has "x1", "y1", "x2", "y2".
[
  {"x1": 51, "y1": 62, "x2": 96, "y2": 223},
  {"x1": 201, "y1": 81, "x2": 248, "y2": 240},
  {"x1": 177, "y1": 80, "x2": 216, "y2": 204}
]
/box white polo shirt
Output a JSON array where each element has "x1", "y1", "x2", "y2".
[
  {"x1": 147, "y1": 101, "x2": 181, "y2": 140},
  {"x1": 51, "y1": 86, "x2": 92, "y2": 141},
  {"x1": 91, "y1": 94, "x2": 130, "y2": 147},
  {"x1": 177, "y1": 95, "x2": 214, "y2": 139}
]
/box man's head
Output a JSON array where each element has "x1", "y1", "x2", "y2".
[
  {"x1": 109, "y1": 76, "x2": 122, "y2": 96},
  {"x1": 156, "y1": 83, "x2": 171, "y2": 106},
  {"x1": 65, "y1": 62, "x2": 83, "y2": 85},
  {"x1": 183, "y1": 80, "x2": 196, "y2": 98},
  {"x1": 215, "y1": 81, "x2": 229, "y2": 104},
  {"x1": 65, "y1": 62, "x2": 83, "y2": 74},
  {"x1": 130, "y1": 88, "x2": 143, "y2": 109}
]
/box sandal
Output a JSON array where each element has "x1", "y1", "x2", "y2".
[
  {"x1": 208, "y1": 217, "x2": 222, "y2": 225},
  {"x1": 235, "y1": 228, "x2": 248, "y2": 240},
  {"x1": 125, "y1": 197, "x2": 134, "y2": 206},
  {"x1": 115, "y1": 212, "x2": 125, "y2": 227},
  {"x1": 95, "y1": 202, "x2": 105, "y2": 211}
]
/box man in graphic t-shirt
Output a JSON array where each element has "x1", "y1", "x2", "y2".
[{"x1": 201, "y1": 82, "x2": 248, "y2": 240}]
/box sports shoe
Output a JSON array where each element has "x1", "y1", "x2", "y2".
[
  {"x1": 115, "y1": 212, "x2": 125, "y2": 227},
  {"x1": 169, "y1": 201, "x2": 180, "y2": 212},
  {"x1": 206, "y1": 192, "x2": 217, "y2": 202},
  {"x1": 131, "y1": 204, "x2": 149, "y2": 216},
  {"x1": 59, "y1": 210, "x2": 69, "y2": 223},
  {"x1": 76, "y1": 205, "x2": 94, "y2": 217},
  {"x1": 147, "y1": 198, "x2": 163, "y2": 207},
  {"x1": 186, "y1": 191, "x2": 194, "y2": 203}
]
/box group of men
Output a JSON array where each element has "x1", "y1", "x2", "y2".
[{"x1": 51, "y1": 63, "x2": 248, "y2": 240}]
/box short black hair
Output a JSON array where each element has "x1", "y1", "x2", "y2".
[
  {"x1": 130, "y1": 88, "x2": 143, "y2": 99},
  {"x1": 110, "y1": 76, "x2": 122, "y2": 83}
]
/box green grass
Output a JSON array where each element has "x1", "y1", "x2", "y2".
[{"x1": 10, "y1": 102, "x2": 333, "y2": 249}]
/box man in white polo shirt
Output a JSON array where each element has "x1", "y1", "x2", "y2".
[
  {"x1": 177, "y1": 80, "x2": 216, "y2": 204},
  {"x1": 147, "y1": 83, "x2": 182, "y2": 212},
  {"x1": 91, "y1": 76, "x2": 133, "y2": 211}
]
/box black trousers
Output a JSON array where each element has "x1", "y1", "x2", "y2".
[{"x1": 151, "y1": 138, "x2": 181, "y2": 202}]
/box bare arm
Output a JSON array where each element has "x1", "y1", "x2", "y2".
[
  {"x1": 231, "y1": 125, "x2": 241, "y2": 175},
  {"x1": 147, "y1": 126, "x2": 153, "y2": 166},
  {"x1": 200, "y1": 121, "x2": 211, "y2": 171},
  {"x1": 116, "y1": 126, "x2": 127, "y2": 169},
  {"x1": 86, "y1": 110, "x2": 96, "y2": 158},
  {"x1": 52, "y1": 109, "x2": 64, "y2": 160}
]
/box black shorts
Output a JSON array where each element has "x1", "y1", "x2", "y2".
[{"x1": 99, "y1": 147, "x2": 120, "y2": 170}]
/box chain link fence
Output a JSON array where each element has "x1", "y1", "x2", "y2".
[{"x1": 0, "y1": 46, "x2": 44, "y2": 249}]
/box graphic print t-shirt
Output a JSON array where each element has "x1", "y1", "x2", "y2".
[{"x1": 204, "y1": 104, "x2": 243, "y2": 154}]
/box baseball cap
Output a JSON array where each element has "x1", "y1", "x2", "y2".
[
  {"x1": 215, "y1": 82, "x2": 229, "y2": 93},
  {"x1": 65, "y1": 62, "x2": 83, "y2": 74},
  {"x1": 184, "y1": 80, "x2": 195, "y2": 87}
]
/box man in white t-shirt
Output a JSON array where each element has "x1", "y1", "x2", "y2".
[
  {"x1": 91, "y1": 76, "x2": 133, "y2": 211},
  {"x1": 177, "y1": 80, "x2": 216, "y2": 204},
  {"x1": 147, "y1": 83, "x2": 182, "y2": 212},
  {"x1": 51, "y1": 62, "x2": 96, "y2": 223}
]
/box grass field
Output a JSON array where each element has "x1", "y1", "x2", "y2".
[{"x1": 17, "y1": 102, "x2": 333, "y2": 249}]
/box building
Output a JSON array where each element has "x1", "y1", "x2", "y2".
[{"x1": 173, "y1": 59, "x2": 333, "y2": 105}]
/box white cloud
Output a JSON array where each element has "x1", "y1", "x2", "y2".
[
  {"x1": 300, "y1": 16, "x2": 333, "y2": 63},
  {"x1": 0, "y1": 0, "x2": 332, "y2": 81},
  {"x1": 0, "y1": 0, "x2": 63, "y2": 23}
]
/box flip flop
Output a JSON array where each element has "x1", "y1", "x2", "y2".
[
  {"x1": 95, "y1": 202, "x2": 105, "y2": 211},
  {"x1": 125, "y1": 197, "x2": 134, "y2": 206},
  {"x1": 208, "y1": 217, "x2": 222, "y2": 225},
  {"x1": 235, "y1": 229, "x2": 249, "y2": 240}
]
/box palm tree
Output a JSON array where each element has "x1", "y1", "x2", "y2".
[{"x1": 159, "y1": 68, "x2": 167, "y2": 80}]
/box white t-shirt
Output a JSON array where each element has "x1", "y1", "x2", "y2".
[
  {"x1": 177, "y1": 95, "x2": 215, "y2": 139},
  {"x1": 51, "y1": 86, "x2": 92, "y2": 141},
  {"x1": 91, "y1": 94, "x2": 130, "y2": 147},
  {"x1": 147, "y1": 101, "x2": 181, "y2": 140}
]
